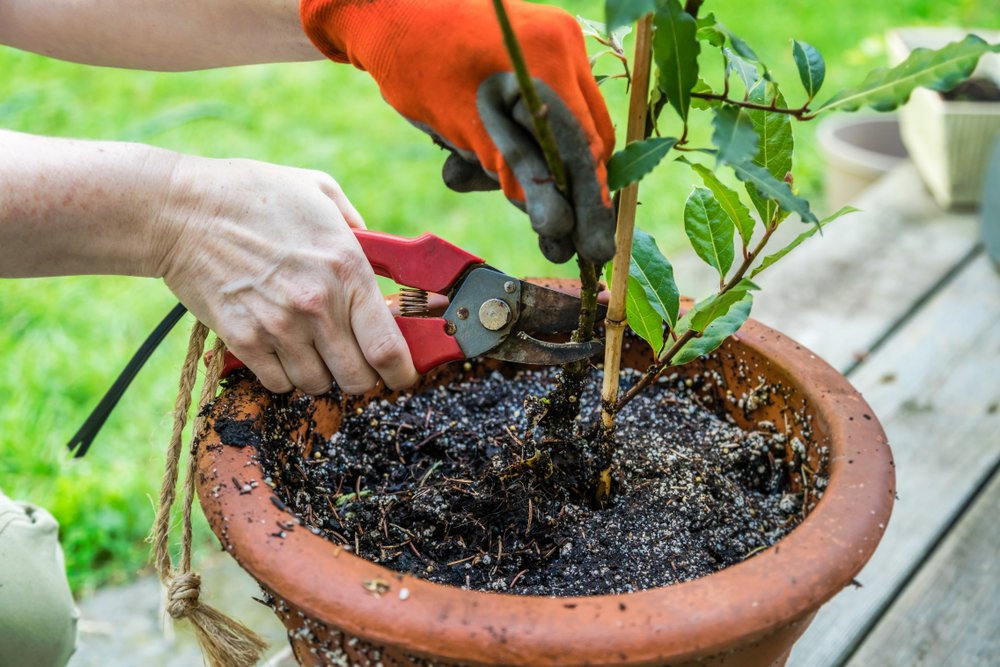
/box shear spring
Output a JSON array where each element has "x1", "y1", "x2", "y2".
[{"x1": 399, "y1": 287, "x2": 429, "y2": 316}]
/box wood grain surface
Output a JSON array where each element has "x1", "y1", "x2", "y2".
[
  {"x1": 846, "y1": 467, "x2": 1000, "y2": 667},
  {"x1": 787, "y1": 253, "x2": 1000, "y2": 667}
]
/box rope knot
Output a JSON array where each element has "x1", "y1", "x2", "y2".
[
  {"x1": 153, "y1": 328, "x2": 268, "y2": 667},
  {"x1": 167, "y1": 571, "x2": 202, "y2": 619}
]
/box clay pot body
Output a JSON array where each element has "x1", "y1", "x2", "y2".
[{"x1": 195, "y1": 281, "x2": 894, "y2": 667}]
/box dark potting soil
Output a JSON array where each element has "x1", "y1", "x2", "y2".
[{"x1": 248, "y1": 365, "x2": 822, "y2": 597}]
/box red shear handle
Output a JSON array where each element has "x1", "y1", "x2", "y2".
[
  {"x1": 394, "y1": 317, "x2": 465, "y2": 374},
  {"x1": 353, "y1": 230, "x2": 482, "y2": 294},
  {"x1": 206, "y1": 350, "x2": 248, "y2": 380},
  {"x1": 208, "y1": 231, "x2": 474, "y2": 381},
  {"x1": 212, "y1": 317, "x2": 464, "y2": 380}
]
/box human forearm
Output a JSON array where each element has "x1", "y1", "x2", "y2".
[
  {"x1": 0, "y1": 130, "x2": 179, "y2": 278},
  {"x1": 0, "y1": 0, "x2": 321, "y2": 71},
  {"x1": 0, "y1": 129, "x2": 417, "y2": 394}
]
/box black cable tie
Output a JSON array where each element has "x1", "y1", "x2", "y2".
[{"x1": 66, "y1": 302, "x2": 188, "y2": 458}]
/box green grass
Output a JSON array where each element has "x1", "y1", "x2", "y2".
[{"x1": 1, "y1": 0, "x2": 995, "y2": 595}]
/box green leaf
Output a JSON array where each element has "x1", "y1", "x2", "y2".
[
  {"x1": 589, "y1": 50, "x2": 615, "y2": 69},
  {"x1": 695, "y1": 13, "x2": 726, "y2": 47},
  {"x1": 605, "y1": 262, "x2": 664, "y2": 355},
  {"x1": 626, "y1": 277, "x2": 665, "y2": 355},
  {"x1": 670, "y1": 294, "x2": 753, "y2": 366},
  {"x1": 610, "y1": 25, "x2": 633, "y2": 52},
  {"x1": 750, "y1": 206, "x2": 859, "y2": 278},
  {"x1": 652, "y1": 0, "x2": 700, "y2": 124},
  {"x1": 745, "y1": 80, "x2": 794, "y2": 225},
  {"x1": 818, "y1": 35, "x2": 1000, "y2": 113},
  {"x1": 684, "y1": 187, "x2": 735, "y2": 279},
  {"x1": 792, "y1": 40, "x2": 826, "y2": 101},
  {"x1": 718, "y1": 23, "x2": 774, "y2": 84},
  {"x1": 649, "y1": 74, "x2": 663, "y2": 106},
  {"x1": 727, "y1": 160, "x2": 816, "y2": 224},
  {"x1": 724, "y1": 47, "x2": 760, "y2": 92},
  {"x1": 717, "y1": 23, "x2": 760, "y2": 63},
  {"x1": 679, "y1": 157, "x2": 755, "y2": 248},
  {"x1": 630, "y1": 228, "x2": 680, "y2": 328},
  {"x1": 693, "y1": 13, "x2": 760, "y2": 62},
  {"x1": 649, "y1": 76, "x2": 664, "y2": 115},
  {"x1": 606, "y1": 0, "x2": 656, "y2": 33},
  {"x1": 694, "y1": 13, "x2": 716, "y2": 28},
  {"x1": 691, "y1": 77, "x2": 721, "y2": 109},
  {"x1": 577, "y1": 16, "x2": 632, "y2": 56},
  {"x1": 577, "y1": 16, "x2": 607, "y2": 40},
  {"x1": 677, "y1": 278, "x2": 759, "y2": 336},
  {"x1": 712, "y1": 105, "x2": 759, "y2": 167},
  {"x1": 606, "y1": 137, "x2": 678, "y2": 191}
]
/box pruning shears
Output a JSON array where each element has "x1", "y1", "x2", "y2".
[
  {"x1": 67, "y1": 230, "x2": 605, "y2": 457},
  {"x1": 219, "y1": 230, "x2": 605, "y2": 377}
]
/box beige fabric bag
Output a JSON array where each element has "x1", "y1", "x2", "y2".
[{"x1": 0, "y1": 490, "x2": 78, "y2": 667}]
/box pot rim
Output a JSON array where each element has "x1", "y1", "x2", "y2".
[{"x1": 196, "y1": 302, "x2": 894, "y2": 667}]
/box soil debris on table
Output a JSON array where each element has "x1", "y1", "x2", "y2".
[{"x1": 246, "y1": 363, "x2": 822, "y2": 597}]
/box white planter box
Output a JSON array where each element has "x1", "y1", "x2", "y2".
[
  {"x1": 886, "y1": 27, "x2": 1000, "y2": 209},
  {"x1": 817, "y1": 116, "x2": 908, "y2": 211}
]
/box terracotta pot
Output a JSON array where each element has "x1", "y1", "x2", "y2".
[{"x1": 195, "y1": 279, "x2": 894, "y2": 667}]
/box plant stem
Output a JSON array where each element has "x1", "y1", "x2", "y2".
[
  {"x1": 615, "y1": 223, "x2": 779, "y2": 412},
  {"x1": 489, "y1": 0, "x2": 597, "y2": 445},
  {"x1": 559, "y1": 257, "x2": 599, "y2": 380},
  {"x1": 490, "y1": 0, "x2": 599, "y2": 347},
  {"x1": 594, "y1": 13, "x2": 655, "y2": 507},
  {"x1": 491, "y1": 0, "x2": 568, "y2": 193},
  {"x1": 691, "y1": 91, "x2": 811, "y2": 118},
  {"x1": 573, "y1": 257, "x2": 599, "y2": 343},
  {"x1": 683, "y1": 0, "x2": 705, "y2": 19}
]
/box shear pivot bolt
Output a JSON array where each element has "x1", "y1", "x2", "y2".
[
  {"x1": 445, "y1": 322, "x2": 457, "y2": 335},
  {"x1": 457, "y1": 307, "x2": 470, "y2": 320},
  {"x1": 504, "y1": 281, "x2": 516, "y2": 294},
  {"x1": 479, "y1": 299, "x2": 512, "y2": 331}
]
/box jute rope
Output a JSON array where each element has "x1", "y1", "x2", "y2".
[{"x1": 153, "y1": 321, "x2": 268, "y2": 667}]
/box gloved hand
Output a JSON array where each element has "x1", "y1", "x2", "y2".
[{"x1": 300, "y1": 0, "x2": 617, "y2": 265}]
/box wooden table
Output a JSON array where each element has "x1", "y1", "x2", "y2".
[{"x1": 689, "y1": 162, "x2": 1000, "y2": 667}]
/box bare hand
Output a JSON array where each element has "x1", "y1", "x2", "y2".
[{"x1": 157, "y1": 156, "x2": 418, "y2": 395}]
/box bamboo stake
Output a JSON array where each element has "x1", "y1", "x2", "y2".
[
  {"x1": 601, "y1": 14, "x2": 655, "y2": 426},
  {"x1": 595, "y1": 14, "x2": 655, "y2": 504}
]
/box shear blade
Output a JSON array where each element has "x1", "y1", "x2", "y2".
[
  {"x1": 517, "y1": 281, "x2": 608, "y2": 333},
  {"x1": 484, "y1": 332, "x2": 603, "y2": 365}
]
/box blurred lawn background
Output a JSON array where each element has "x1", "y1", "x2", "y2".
[{"x1": 2, "y1": 0, "x2": 996, "y2": 595}]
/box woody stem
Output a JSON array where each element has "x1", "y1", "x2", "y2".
[{"x1": 490, "y1": 0, "x2": 597, "y2": 347}]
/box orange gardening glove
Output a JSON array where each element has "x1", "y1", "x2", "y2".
[{"x1": 300, "y1": 0, "x2": 617, "y2": 265}]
